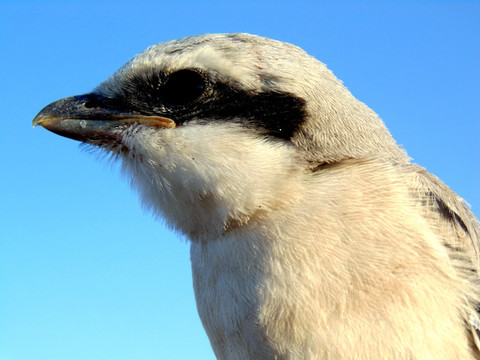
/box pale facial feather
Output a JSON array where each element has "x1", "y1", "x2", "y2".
[{"x1": 119, "y1": 121, "x2": 306, "y2": 241}]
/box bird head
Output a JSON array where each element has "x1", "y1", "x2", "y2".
[{"x1": 33, "y1": 33, "x2": 407, "y2": 240}]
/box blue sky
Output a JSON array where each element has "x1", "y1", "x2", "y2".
[{"x1": 0, "y1": 1, "x2": 479, "y2": 359}]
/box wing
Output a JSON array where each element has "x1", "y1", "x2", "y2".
[{"x1": 407, "y1": 163, "x2": 480, "y2": 351}]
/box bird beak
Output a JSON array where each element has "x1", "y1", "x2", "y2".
[{"x1": 32, "y1": 94, "x2": 176, "y2": 143}]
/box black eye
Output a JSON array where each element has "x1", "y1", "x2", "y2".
[{"x1": 160, "y1": 69, "x2": 206, "y2": 105}]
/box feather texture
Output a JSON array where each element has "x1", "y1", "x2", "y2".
[{"x1": 34, "y1": 33, "x2": 480, "y2": 359}]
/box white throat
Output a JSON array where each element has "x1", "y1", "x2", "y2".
[{"x1": 120, "y1": 122, "x2": 306, "y2": 241}]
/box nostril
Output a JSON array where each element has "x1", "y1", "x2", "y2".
[
  {"x1": 83, "y1": 100, "x2": 97, "y2": 108},
  {"x1": 82, "y1": 94, "x2": 104, "y2": 109}
]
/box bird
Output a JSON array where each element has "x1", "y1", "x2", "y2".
[{"x1": 33, "y1": 33, "x2": 480, "y2": 359}]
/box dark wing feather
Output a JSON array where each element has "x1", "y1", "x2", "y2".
[{"x1": 407, "y1": 164, "x2": 480, "y2": 351}]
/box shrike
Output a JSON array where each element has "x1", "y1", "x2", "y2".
[{"x1": 33, "y1": 33, "x2": 480, "y2": 359}]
